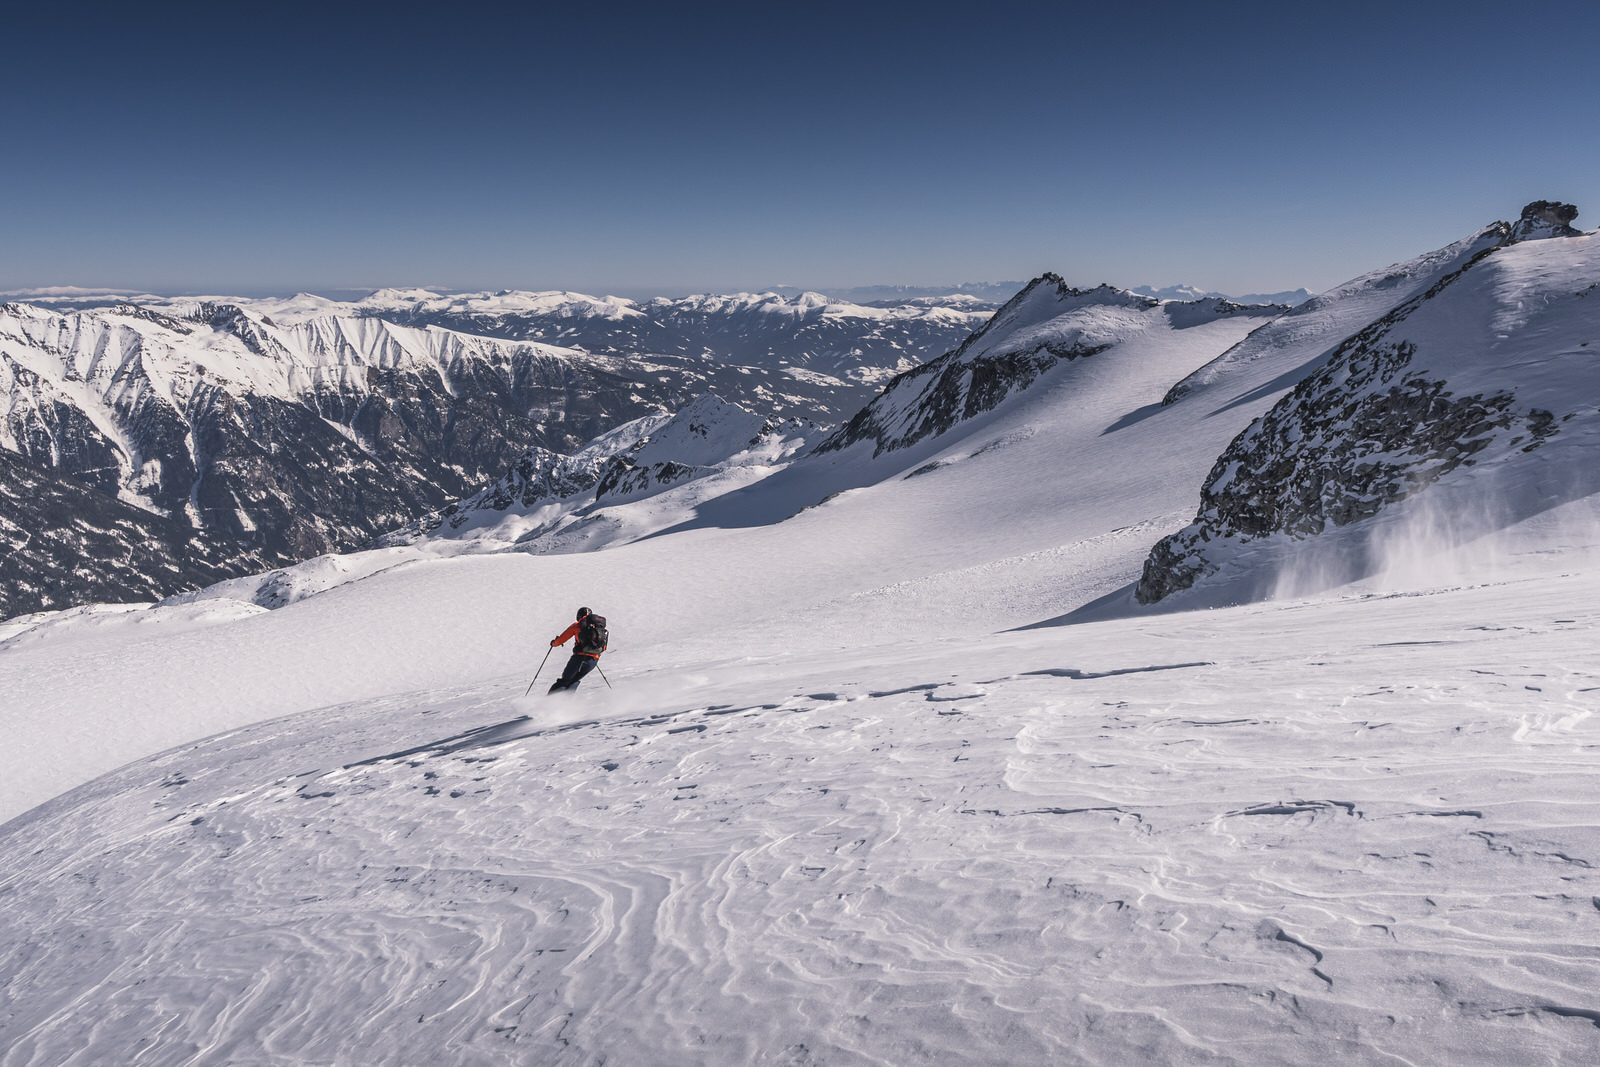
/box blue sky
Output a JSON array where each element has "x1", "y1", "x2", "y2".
[{"x1": 5, "y1": 1, "x2": 1597, "y2": 298}]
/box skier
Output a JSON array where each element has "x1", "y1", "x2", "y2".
[{"x1": 547, "y1": 607, "x2": 608, "y2": 693}]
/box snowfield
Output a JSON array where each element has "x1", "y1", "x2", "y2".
[
  {"x1": 3, "y1": 215, "x2": 1600, "y2": 1063},
  {"x1": 2, "y1": 541, "x2": 1599, "y2": 1065}
]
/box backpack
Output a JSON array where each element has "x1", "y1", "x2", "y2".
[{"x1": 576, "y1": 613, "x2": 608, "y2": 655}]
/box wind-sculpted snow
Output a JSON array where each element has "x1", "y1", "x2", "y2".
[
  {"x1": 818, "y1": 278, "x2": 1282, "y2": 457},
  {"x1": 3, "y1": 581, "x2": 1599, "y2": 1064},
  {"x1": 1137, "y1": 225, "x2": 1600, "y2": 605}
]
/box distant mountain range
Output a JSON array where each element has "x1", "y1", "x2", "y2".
[
  {"x1": 0, "y1": 293, "x2": 983, "y2": 617},
  {"x1": 0, "y1": 288, "x2": 992, "y2": 388},
  {"x1": 9, "y1": 201, "x2": 1587, "y2": 625},
  {"x1": 4, "y1": 280, "x2": 1313, "y2": 316},
  {"x1": 285, "y1": 201, "x2": 1597, "y2": 622},
  {"x1": 1126, "y1": 284, "x2": 1314, "y2": 306}
]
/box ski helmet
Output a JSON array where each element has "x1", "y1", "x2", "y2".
[{"x1": 576, "y1": 606, "x2": 591, "y2": 620}]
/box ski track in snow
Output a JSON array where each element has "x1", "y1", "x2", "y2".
[{"x1": 3, "y1": 578, "x2": 1599, "y2": 1065}]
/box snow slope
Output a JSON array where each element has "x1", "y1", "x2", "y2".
[
  {"x1": 0, "y1": 283, "x2": 1276, "y2": 826},
  {"x1": 2, "y1": 535, "x2": 1599, "y2": 1064}
]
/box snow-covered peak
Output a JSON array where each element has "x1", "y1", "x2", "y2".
[
  {"x1": 894, "y1": 293, "x2": 996, "y2": 310},
  {"x1": 644, "y1": 289, "x2": 990, "y2": 327},
  {"x1": 626, "y1": 394, "x2": 771, "y2": 469},
  {"x1": 647, "y1": 291, "x2": 821, "y2": 318},
  {"x1": 121, "y1": 288, "x2": 649, "y2": 327},
  {"x1": 360, "y1": 286, "x2": 442, "y2": 305},
  {"x1": 814, "y1": 275, "x2": 1263, "y2": 458},
  {"x1": 944, "y1": 277, "x2": 1158, "y2": 369}
]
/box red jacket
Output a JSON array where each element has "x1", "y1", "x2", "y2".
[{"x1": 551, "y1": 620, "x2": 601, "y2": 658}]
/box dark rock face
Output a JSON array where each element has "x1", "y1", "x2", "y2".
[
  {"x1": 594, "y1": 458, "x2": 702, "y2": 501},
  {"x1": 3, "y1": 388, "x2": 129, "y2": 499},
  {"x1": 0, "y1": 449, "x2": 234, "y2": 619},
  {"x1": 1511, "y1": 201, "x2": 1581, "y2": 241},
  {"x1": 187, "y1": 390, "x2": 445, "y2": 560},
  {"x1": 1134, "y1": 242, "x2": 1569, "y2": 605},
  {"x1": 821, "y1": 337, "x2": 1107, "y2": 458},
  {"x1": 466, "y1": 448, "x2": 609, "y2": 515}
]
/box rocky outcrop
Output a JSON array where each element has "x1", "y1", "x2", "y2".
[
  {"x1": 1135, "y1": 209, "x2": 1593, "y2": 605},
  {"x1": 594, "y1": 457, "x2": 704, "y2": 501},
  {"x1": 1509, "y1": 200, "x2": 1581, "y2": 242}
]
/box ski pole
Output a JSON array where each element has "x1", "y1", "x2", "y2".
[
  {"x1": 595, "y1": 662, "x2": 612, "y2": 689},
  {"x1": 525, "y1": 646, "x2": 553, "y2": 696}
]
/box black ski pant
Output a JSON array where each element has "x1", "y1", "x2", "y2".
[{"x1": 549, "y1": 653, "x2": 598, "y2": 693}]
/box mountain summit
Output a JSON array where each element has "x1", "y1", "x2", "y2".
[{"x1": 1509, "y1": 199, "x2": 1581, "y2": 242}]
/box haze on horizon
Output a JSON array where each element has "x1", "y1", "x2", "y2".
[{"x1": 5, "y1": 0, "x2": 1598, "y2": 299}]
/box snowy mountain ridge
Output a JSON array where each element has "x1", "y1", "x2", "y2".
[
  {"x1": 137, "y1": 286, "x2": 984, "y2": 329},
  {"x1": 125, "y1": 286, "x2": 995, "y2": 389},
  {"x1": 1134, "y1": 208, "x2": 1600, "y2": 607},
  {"x1": 818, "y1": 278, "x2": 1285, "y2": 457},
  {"x1": 1161, "y1": 223, "x2": 1515, "y2": 406}
]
